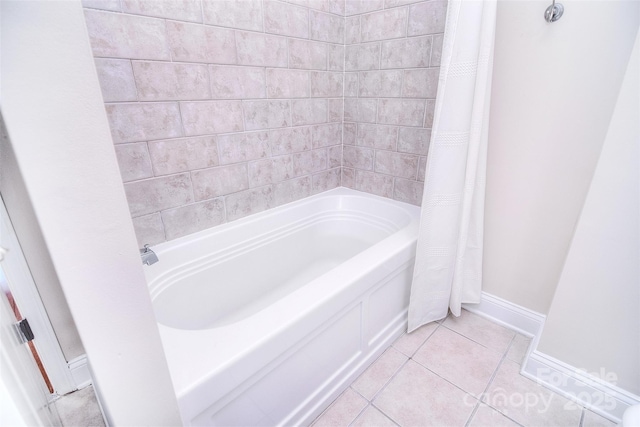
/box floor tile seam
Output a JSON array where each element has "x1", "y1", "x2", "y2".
[
  {"x1": 351, "y1": 344, "x2": 413, "y2": 399},
  {"x1": 439, "y1": 321, "x2": 513, "y2": 355},
  {"x1": 345, "y1": 396, "x2": 371, "y2": 427},
  {"x1": 348, "y1": 401, "x2": 400, "y2": 427},
  {"x1": 463, "y1": 399, "x2": 482, "y2": 427},
  {"x1": 369, "y1": 401, "x2": 404, "y2": 427},
  {"x1": 578, "y1": 407, "x2": 586, "y2": 427},
  {"x1": 364, "y1": 356, "x2": 413, "y2": 404},
  {"x1": 393, "y1": 321, "x2": 442, "y2": 358},
  {"x1": 410, "y1": 359, "x2": 481, "y2": 406},
  {"x1": 476, "y1": 335, "x2": 528, "y2": 427}
]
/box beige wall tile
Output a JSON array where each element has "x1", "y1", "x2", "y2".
[
  {"x1": 328, "y1": 99, "x2": 343, "y2": 122},
  {"x1": 289, "y1": 39, "x2": 328, "y2": 70},
  {"x1": 292, "y1": 149, "x2": 327, "y2": 176},
  {"x1": 217, "y1": 131, "x2": 271, "y2": 164},
  {"x1": 264, "y1": 0, "x2": 309, "y2": 38},
  {"x1": 310, "y1": 10, "x2": 344, "y2": 44},
  {"x1": 308, "y1": 0, "x2": 345, "y2": 15},
  {"x1": 312, "y1": 123, "x2": 342, "y2": 148},
  {"x1": 202, "y1": 0, "x2": 263, "y2": 31},
  {"x1": 431, "y1": 33, "x2": 444, "y2": 67},
  {"x1": 343, "y1": 145, "x2": 373, "y2": 170},
  {"x1": 148, "y1": 136, "x2": 219, "y2": 175},
  {"x1": 248, "y1": 155, "x2": 294, "y2": 187},
  {"x1": 266, "y1": 69, "x2": 310, "y2": 98},
  {"x1": 342, "y1": 167, "x2": 356, "y2": 188},
  {"x1": 381, "y1": 36, "x2": 432, "y2": 69},
  {"x1": 291, "y1": 99, "x2": 328, "y2": 125},
  {"x1": 166, "y1": 21, "x2": 237, "y2": 64},
  {"x1": 328, "y1": 145, "x2": 342, "y2": 168},
  {"x1": 345, "y1": 43, "x2": 381, "y2": 71},
  {"x1": 355, "y1": 169, "x2": 393, "y2": 197},
  {"x1": 180, "y1": 101, "x2": 244, "y2": 135},
  {"x1": 408, "y1": 0, "x2": 448, "y2": 36},
  {"x1": 225, "y1": 185, "x2": 275, "y2": 221},
  {"x1": 132, "y1": 61, "x2": 210, "y2": 101},
  {"x1": 243, "y1": 100, "x2": 292, "y2": 131},
  {"x1": 345, "y1": 0, "x2": 384, "y2": 16},
  {"x1": 398, "y1": 127, "x2": 430, "y2": 155},
  {"x1": 161, "y1": 198, "x2": 226, "y2": 240},
  {"x1": 106, "y1": 102, "x2": 183, "y2": 143},
  {"x1": 393, "y1": 178, "x2": 424, "y2": 205},
  {"x1": 122, "y1": 0, "x2": 202, "y2": 22},
  {"x1": 328, "y1": 45, "x2": 345, "y2": 72},
  {"x1": 361, "y1": 7, "x2": 407, "y2": 42},
  {"x1": 274, "y1": 176, "x2": 312, "y2": 205},
  {"x1": 311, "y1": 72, "x2": 344, "y2": 97},
  {"x1": 114, "y1": 142, "x2": 154, "y2": 182},
  {"x1": 343, "y1": 123, "x2": 357, "y2": 145},
  {"x1": 344, "y1": 98, "x2": 377, "y2": 123},
  {"x1": 418, "y1": 156, "x2": 427, "y2": 181},
  {"x1": 84, "y1": 10, "x2": 170, "y2": 60},
  {"x1": 269, "y1": 126, "x2": 312, "y2": 155},
  {"x1": 124, "y1": 173, "x2": 193, "y2": 216},
  {"x1": 94, "y1": 58, "x2": 137, "y2": 102},
  {"x1": 345, "y1": 16, "x2": 361, "y2": 44},
  {"x1": 236, "y1": 31, "x2": 288, "y2": 67},
  {"x1": 358, "y1": 70, "x2": 403, "y2": 97},
  {"x1": 403, "y1": 68, "x2": 439, "y2": 98},
  {"x1": 344, "y1": 73, "x2": 359, "y2": 97},
  {"x1": 209, "y1": 65, "x2": 266, "y2": 99},
  {"x1": 356, "y1": 123, "x2": 398, "y2": 150},
  {"x1": 375, "y1": 150, "x2": 419, "y2": 179},
  {"x1": 131, "y1": 213, "x2": 165, "y2": 246},
  {"x1": 377, "y1": 98, "x2": 425, "y2": 126},
  {"x1": 312, "y1": 167, "x2": 340, "y2": 194},
  {"x1": 191, "y1": 163, "x2": 249, "y2": 200},
  {"x1": 424, "y1": 99, "x2": 436, "y2": 128}
]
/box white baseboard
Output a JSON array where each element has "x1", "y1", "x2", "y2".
[
  {"x1": 67, "y1": 355, "x2": 92, "y2": 390},
  {"x1": 462, "y1": 292, "x2": 545, "y2": 338},
  {"x1": 522, "y1": 350, "x2": 640, "y2": 423},
  {"x1": 463, "y1": 292, "x2": 638, "y2": 424}
]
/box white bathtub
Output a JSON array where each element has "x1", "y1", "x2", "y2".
[{"x1": 145, "y1": 188, "x2": 420, "y2": 426}]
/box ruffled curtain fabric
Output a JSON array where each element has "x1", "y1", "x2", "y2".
[{"x1": 408, "y1": 0, "x2": 497, "y2": 332}]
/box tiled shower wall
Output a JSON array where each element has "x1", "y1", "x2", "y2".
[
  {"x1": 82, "y1": 0, "x2": 445, "y2": 245},
  {"x1": 341, "y1": 0, "x2": 445, "y2": 204}
]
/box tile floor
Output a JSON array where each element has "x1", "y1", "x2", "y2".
[
  {"x1": 312, "y1": 310, "x2": 618, "y2": 427},
  {"x1": 55, "y1": 385, "x2": 105, "y2": 427}
]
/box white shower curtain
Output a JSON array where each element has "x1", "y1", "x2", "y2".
[{"x1": 408, "y1": 0, "x2": 497, "y2": 332}]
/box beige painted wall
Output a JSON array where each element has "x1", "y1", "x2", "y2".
[
  {"x1": 483, "y1": 0, "x2": 639, "y2": 314},
  {"x1": 537, "y1": 30, "x2": 639, "y2": 395}
]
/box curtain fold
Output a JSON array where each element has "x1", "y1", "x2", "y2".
[{"x1": 408, "y1": 0, "x2": 497, "y2": 332}]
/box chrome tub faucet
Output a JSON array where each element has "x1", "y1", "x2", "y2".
[{"x1": 140, "y1": 244, "x2": 158, "y2": 266}]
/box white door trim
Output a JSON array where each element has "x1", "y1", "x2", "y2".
[{"x1": 0, "y1": 196, "x2": 78, "y2": 396}]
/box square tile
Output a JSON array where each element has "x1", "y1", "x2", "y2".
[
  {"x1": 392, "y1": 322, "x2": 438, "y2": 357},
  {"x1": 484, "y1": 359, "x2": 582, "y2": 427},
  {"x1": 312, "y1": 388, "x2": 367, "y2": 427},
  {"x1": 413, "y1": 327, "x2": 502, "y2": 397},
  {"x1": 352, "y1": 406, "x2": 398, "y2": 427},
  {"x1": 352, "y1": 348, "x2": 408, "y2": 400},
  {"x1": 469, "y1": 403, "x2": 520, "y2": 427},
  {"x1": 443, "y1": 309, "x2": 515, "y2": 354},
  {"x1": 373, "y1": 360, "x2": 476, "y2": 427},
  {"x1": 506, "y1": 334, "x2": 532, "y2": 365}
]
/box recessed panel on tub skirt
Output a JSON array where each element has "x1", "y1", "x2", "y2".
[
  {"x1": 366, "y1": 263, "x2": 413, "y2": 347},
  {"x1": 192, "y1": 304, "x2": 363, "y2": 426}
]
